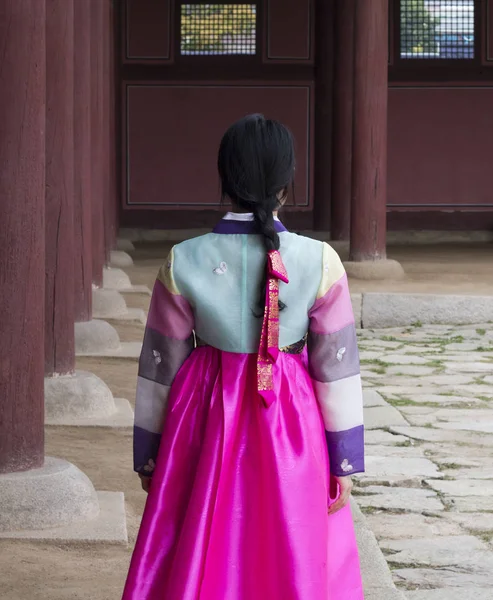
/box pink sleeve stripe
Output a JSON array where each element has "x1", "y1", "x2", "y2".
[
  {"x1": 309, "y1": 273, "x2": 354, "y2": 335},
  {"x1": 146, "y1": 279, "x2": 194, "y2": 341}
]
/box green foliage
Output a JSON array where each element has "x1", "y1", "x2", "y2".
[
  {"x1": 400, "y1": 0, "x2": 439, "y2": 56},
  {"x1": 181, "y1": 4, "x2": 256, "y2": 53}
]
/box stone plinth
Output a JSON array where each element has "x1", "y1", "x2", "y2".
[
  {"x1": 44, "y1": 371, "x2": 133, "y2": 428},
  {"x1": 74, "y1": 319, "x2": 120, "y2": 354},
  {"x1": 344, "y1": 259, "x2": 405, "y2": 281},
  {"x1": 0, "y1": 458, "x2": 98, "y2": 531},
  {"x1": 110, "y1": 250, "x2": 133, "y2": 268},
  {"x1": 103, "y1": 267, "x2": 132, "y2": 290},
  {"x1": 0, "y1": 458, "x2": 127, "y2": 544}
]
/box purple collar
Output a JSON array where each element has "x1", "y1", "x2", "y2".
[{"x1": 213, "y1": 219, "x2": 288, "y2": 235}]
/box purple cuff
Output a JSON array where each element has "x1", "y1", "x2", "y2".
[
  {"x1": 134, "y1": 426, "x2": 162, "y2": 476},
  {"x1": 325, "y1": 425, "x2": 365, "y2": 476}
]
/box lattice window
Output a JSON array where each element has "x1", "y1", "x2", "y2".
[
  {"x1": 180, "y1": 4, "x2": 257, "y2": 55},
  {"x1": 400, "y1": 0, "x2": 475, "y2": 59}
]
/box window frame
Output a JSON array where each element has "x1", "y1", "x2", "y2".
[
  {"x1": 389, "y1": 0, "x2": 489, "y2": 82},
  {"x1": 175, "y1": 0, "x2": 261, "y2": 64}
]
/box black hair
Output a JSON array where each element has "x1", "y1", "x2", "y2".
[{"x1": 217, "y1": 114, "x2": 295, "y2": 312}]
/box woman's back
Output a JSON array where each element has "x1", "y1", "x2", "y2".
[
  {"x1": 172, "y1": 218, "x2": 337, "y2": 353},
  {"x1": 122, "y1": 115, "x2": 364, "y2": 600}
]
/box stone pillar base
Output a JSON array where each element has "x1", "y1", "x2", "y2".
[
  {"x1": 0, "y1": 458, "x2": 127, "y2": 543},
  {"x1": 344, "y1": 259, "x2": 405, "y2": 281},
  {"x1": 92, "y1": 287, "x2": 128, "y2": 318},
  {"x1": 44, "y1": 371, "x2": 133, "y2": 427},
  {"x1": 0, "y1": 458, "x2": 98, "y2": 531},
  {"x1": 92, "y1": 287, "x2": 147, "y2": 324},
  {"x1": 75, "y1": 318, "x2": 120, "y2": 353},
  {"x1": 116, "y1": 238, "x2": 135, "y2": 252},
  {"x1": 76, "y1": 341, "x2": 142, "y2": 361},
  {"x1": 45, "y1": 371, "x2": 115, "y2": 420},
  {"x1": 110, "y1": 250, "x2": 133, "y2": 268},
  {"x1": 103, "y1": 266, "x2": 132, "y2": 290}
]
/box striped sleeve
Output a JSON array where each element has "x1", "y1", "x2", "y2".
[
  {"x1": 134, "y1": 247, "x2": 194, "y2": 476},
  {"x1": 308, "y1": 242, "x2": 364, "y2": 477}
]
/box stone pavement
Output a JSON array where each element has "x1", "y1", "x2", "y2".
[{"x1": 355, "y1": 323, "x2": 493, "y2": 598}]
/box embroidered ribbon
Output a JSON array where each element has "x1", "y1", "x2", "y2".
[{"x1": 257, "y1": 250, "x2": 289, "y2": 407}]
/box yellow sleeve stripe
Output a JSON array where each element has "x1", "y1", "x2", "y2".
[
  {"x1": 156, "y1": 246, "x2": 180, "y2": 295},
  {"x1": 317, "y1": 242, "x2": 346, "y2": 299}
]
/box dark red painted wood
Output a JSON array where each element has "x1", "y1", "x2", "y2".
[
  {"x1": 123, "y1": 83, "x2": 313, "y2": 210},
  {"x1": 388, "y1": 209, "x2": 493, "y2": 231},
  {"x1": 313, "y1": 0, "x2": 334, "y2": 231},
  {"x1": 114, "y1": 1, "x2": 124, "y2": 235},
  {"x1": 117, "y1": 1, "x2": 315, "y2": 227},
  {"x1": 102, "y1": 0, "x2": 116, "y2": 262},
  {"x1": 119, "y1": 207, "x2": 493, "y2": 232},
  {"x1": 388, "y1": 87, "x2": 493, "y2": 208},
  {"x1": 74, "y1": 0, "x2": 93, "y2": 322},
  {"x1": 45, "y1": 0, "x2": 76, "y2": 376},
  {"x1": 124, "y1": 0, "x2": 172, "y2": 62},
  {"x1": 91, "y1": 0, "x2": 106, "y2": 286},
  {"x1": 0, "y1": 0, "x2": 46, "y2": 473},
  {"x1": 116, "y1": 0, "x2": 493, "y2": 231},
  {"x1": 389, "y1": 0, "x2": 490, "y2": 80},
  {"x1": 388, "y1": 0, "x2": 395, "y2": 67},
  {"x1": 265, "y1": 0, "x2": 313, "y2": 63},
  {"x1": 120, "y1": 208, "x2": 314, "y2": 230},
  {"x1": 110, "y1": 0, "x2": 120, "y2": 250},
  {"x1": 119, "y1": 205, "x2": 493, "y2": 232},
  {"x1": 330, "y1": 0, "x2": 355, "y2": 241},
  {"x1": 483, "y1": 0, "x2": 493, "y2": 64},
  {"x1": 350, "y1": 0, "x2": 388, "y2": 261}
]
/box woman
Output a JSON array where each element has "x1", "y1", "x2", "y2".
[{"x1": 122, "y1": 115, "x2": 365, "y2": 599}]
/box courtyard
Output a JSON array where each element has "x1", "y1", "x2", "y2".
[
  {"x1": 2, "y1": 1, "x2": 493, "y2": 598},
  {"x1": 1, "y1": 242, "x2": 492, "y2": 599}
]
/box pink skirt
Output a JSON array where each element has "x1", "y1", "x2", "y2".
[{"x1": 122, "y1": 348, "x2": 364, "y2": 600}]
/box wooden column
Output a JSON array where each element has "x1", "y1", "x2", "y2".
[
  {"x1": 109, "y1": 0, "x2": 120, "y2": 249},
  {"x1": 90, "y1": 0, "x2": 105, "y2": 286},
  {"x1": 0, "y1": 0, "x2": 46, "y2": 473},
  {"x1": 331, "y1": 0, "x2": 355, "y2": 242},
  {"x1": 313, "y1": 0, "x2": 335, "y2": 231},
  {"x1": 102, "y1": 0, "x2": 116, "y2": 262},
  {"x1": 45, "y1": 0, "x2": 76, "y2": 376},
  {"x1": 74, "y1": 0, "x2": 93, "y2": 322},
  {"x1": 350, "y1": 0, "x2": 388, "y2": 261}
]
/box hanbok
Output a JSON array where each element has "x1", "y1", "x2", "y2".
[{"x1": 122, "y1": 213, "x2": 365, "y2": 600}]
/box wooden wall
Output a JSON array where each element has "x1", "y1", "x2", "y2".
[
  {"x1": 120, "y1": 0, "x2": 315, "y2": 227},
  {"x1": 388, "y1": 87, "x2": 493, "y2": 210}
]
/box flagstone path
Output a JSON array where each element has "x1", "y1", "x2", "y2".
[{"x1": 356, "y1": 323, "x2": 493, "y2": 598}]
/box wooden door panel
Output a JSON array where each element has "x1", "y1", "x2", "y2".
[
  {"x1": 124, "y1": 0, "x2": 173, "y2": 63},
  {"x1": 264, "y1": 0, "x2": 314, "y2": 63},
  {"x1": 124, "y1": 82, "x2": 313, "y2": 209}
]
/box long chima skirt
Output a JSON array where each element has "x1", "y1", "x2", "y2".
[{"x1": 122, "y1": 347, "x2": 364, "y2": 600}]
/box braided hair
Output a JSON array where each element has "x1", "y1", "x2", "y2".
[{"x1": 217, "y1": 114, "x2": 295, "y2": 311}]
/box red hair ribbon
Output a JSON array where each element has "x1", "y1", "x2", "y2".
[{"x1": 257, "y1": 250, "x2": 289, "y2": 407}]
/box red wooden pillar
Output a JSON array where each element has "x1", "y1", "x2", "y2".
[
  {"x1": 313, "y1": 0, "x2": 335, "y2": 231},
  {"x1": 45, "y1": 0, "x2": 76, "y2": 376},
  {"x1": 90, "y1": 0, "x2": 106, "y2": 286},
  {"x1": 109, "y1": 0, "x2": 120, "y2": 249},
  {"x1": 331, "y1": 0, "x2": 355, "y2": 242},
  {"x1": 74, "y1": 0, "x2": 93, "y2": 322},
  {"x1": 349, "y1": 0, "x2": 388, "y2": 261},
  {"x1": 102, "y1": 0, "x2": 116, "y2": 262},
  {"x1": 0, "y1": 0, "x2": 46, "y2": 473}
]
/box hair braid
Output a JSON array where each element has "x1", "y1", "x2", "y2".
[{"x1": 217, "y1": 114, "x2": 295, "y2": 313}]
